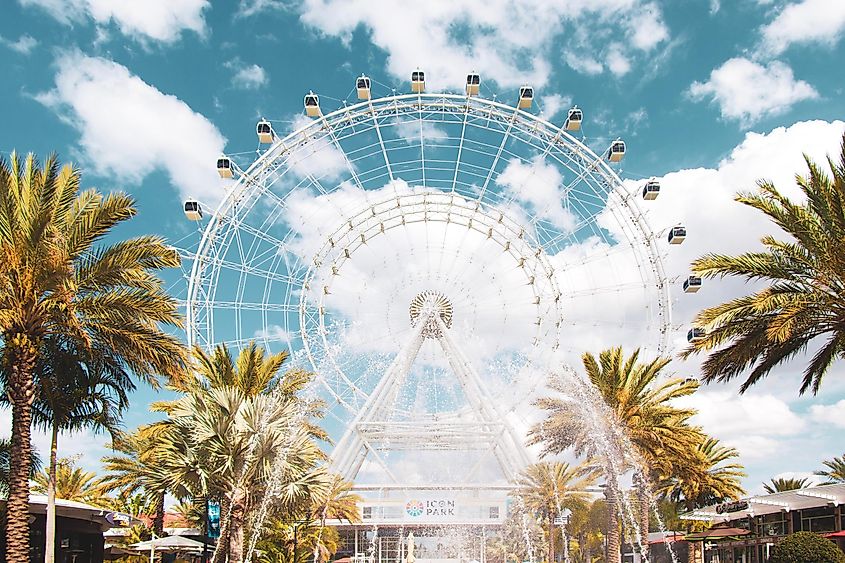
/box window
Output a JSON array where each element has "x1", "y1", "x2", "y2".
[
  {"x1": 363, "y1": 506, "x2": 372, "y2": 519},
  {"x1": 489, "y1": 506, "x2": 500, "y2": 519},
  {"x1": 801, "y1": 507, "x2": 836, "y2": 533},
  {"x1": 760, "y1": 513, "x2": 787, "y2": 536}
]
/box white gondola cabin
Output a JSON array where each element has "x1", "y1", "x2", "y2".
[
  {"x1": 217, "y1": 156, "x2": 233, "y2": 179},
  {"x1": 411, "y1": 70, "x2": 425, "y2": 93},
  {"x1": 687, "y1": 327, "x2": 706, "y2": 343},
  {"x1": 356, "y1": 75, "x2": 371, "y2": 100},
  {"x1": 642, "y1": 180, "x2": 660, "y2": 200},
  {"x1": 518, "y1": 86, "x2": 534, "y2": 109},
  {"x1": 466, "y1": 72, "x2": 480, "y2": 96},
  {"x1": 683, "y1": 275, "x2": 702, "y2": 293},
  {"x1": 565, "y1": 107, "x2": 582, "y2": 131},
  {"x1": 183, "y1": 199, "x2": 202, "y2": 221},
  {"x1": 668, "y1": 225, "x2": 687, "y2": 244},
  {"x1": 256, "y1": 119, "x2": 273, "y2": 144},
  {"x1": 607, "y1": 140, "x2": 626, "y2": 162},
  {"x1": 304, "y1": 92, "x2": 320, "y2": 117}
]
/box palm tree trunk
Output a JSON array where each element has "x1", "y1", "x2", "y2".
[
  {"x1": 604, "y1": 485, "x2": 620, "y2": 563},
  {"x1": 548, "y1": 516, "x2": 556, "y2": 563},
  {"x1": 227, "y1": 493, "x2": 246, "y2": 563},
  {"x1": 635, "y1": 473, "x2": 650, "y2": 561},
  {"x1": 153, "y1": 492, "x2": 165, "y2": 537},
  {"x1": 45, "y1": 420, "x2": 59, "y2": 563},
  {"x1": 5, "y1": 345, "x2": 37, "y2": 563}
]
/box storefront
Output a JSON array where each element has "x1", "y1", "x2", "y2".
[
  {"x1": 329, "y1": 486, "x2": 509, "y2": 563},
  {"x1": 683, "y1": 483, "x2": 845, "y2": 563},
  {"x1": 1, "y1": 494, "x2": 137, "y2": 563}
]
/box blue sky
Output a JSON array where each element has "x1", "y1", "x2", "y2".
[{"x1": 1, "y1": 0, "x2": 845, "y2": 495}]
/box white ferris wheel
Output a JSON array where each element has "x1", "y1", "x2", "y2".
[{"x1": 183, "y1": 71, "x2": 677, "y2": 489}]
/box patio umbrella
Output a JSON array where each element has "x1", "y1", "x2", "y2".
[{"x1": 132, "y1": 535, "x2": 206, "y2": 561}]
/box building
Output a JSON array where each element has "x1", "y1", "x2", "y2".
[
  {"x1": 329, "y1": 485, "x2": 510, "y2": 563},
  {"x1": 0, "y1": 494, "x2": 137, "y2": 563},
  {"x1": 683, "y1": 483, "x2": 845, "y2": 563}
]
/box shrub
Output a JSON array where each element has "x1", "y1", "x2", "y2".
[{"x1": 769, "y1": 531, "x2": 845, "y2": 563}]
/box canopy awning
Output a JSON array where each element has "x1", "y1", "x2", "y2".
[{"x1": 685, "y1": 527, "x2": 751, "y2": 541}]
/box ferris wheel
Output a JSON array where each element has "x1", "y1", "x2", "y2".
[{"x1": 183, "y1": 71, "x2": 675, "y2": 484}]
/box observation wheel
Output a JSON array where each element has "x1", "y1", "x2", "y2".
[{"x1": 185, "y1": 76, "x2": 671, "y2": 483}]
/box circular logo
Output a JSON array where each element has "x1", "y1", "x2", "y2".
[{"x1": 405, "y1": 499, "x2": 424, "y2": 517}]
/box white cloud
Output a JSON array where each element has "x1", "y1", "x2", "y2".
[
  {"x1": 278, "y1": 0, "x2": 671, "y2": 88},
  {"x1": 606, "y1": 44, "x2": 632, "y2": 77},
  {"x1": 0, "y1": 409, "x2": 111, "y2": 474},
  {"x1": 19, "y1": 0, "x2": 209, "y2": 43},
  {"x1": 809, "y1": 399, "x2": 845, "y2": 429},
  {"x1": 0, "y1": 34, "x2": 38, "y2": 54},
  {"x1": 232, "y1": 63, "x2": 269, "y2": 90},
  {"x1": 37, "y1": 52, "x2": 227, "y2": 206},
  {"x1": 676, "y1": 391, "x2": 805, "y2": 460},
  {"x1": 538, "y1": 93, "x2": 572, "y2": 122},
  {"x1": 394, "y1": 119, "x2": 449, "y2": 145},
  {"x1": 760, "y1": 0, "x2": 845, "y2": 56},
  {"x1": 625, "y1": 2, "x2": 669, "y2": 51},
  {"x1": 563, "y1": 51, "x2": 604, "y2": 75},
  {"x1": 496, "y1": 156, "x2": 576, "y2": 232},
  {"x1": 688, "y1": 57, "x2": 818, "y2": 126}
]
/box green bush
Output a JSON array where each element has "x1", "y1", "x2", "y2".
[{"x1": 769, "y1": 531, "x2": 845, "y2": 563}]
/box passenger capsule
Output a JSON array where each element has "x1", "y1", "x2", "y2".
[
  {"x1": 683, "y1": 275, "x2": 702, "y2": 293},
  {"x1": 411, "y1": 70, "x2": 425, "y2": 93},
  {"x1": 518, "y1": 86, "x2": 534, "y2": 109},
  {"x1": 356, "y1": 75, "x2": 371, "y2": 100},
  {"x1": 687, "y1": 328, "x2": 706, "y2": 343},
  {"x1": 217, "y1": 156, "x2": 234, "y2": 179},
  {"x1": 256, "y1": 119, "x2": 273, "y2": 144},
  {"x1": 466, "y1": 72, "x2": 480, "y2": 96},
  {"x1": 642, "y1": 179, "x2": 660, "y2": 200},
  {"x1": 668, "y1": 225, "x2": 687, "y2": 245},
  {"x1": 565, "y1": 107, "x2": 582, "y2": 131},
  {"x1": 183, "y1": 199, "x2": 202, "y2": 221},
  {"x1": 304, "y1": 92, "x2": 320, "y2": 117},
  {"x1": 607, "y1": 140, "x2": 626, "y2": 162}
]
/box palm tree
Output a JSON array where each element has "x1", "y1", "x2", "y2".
[
  {"x1": 657, "y1": 436, "x2": 745, "y2": 563},
  {"x1": 0, "y1": 152, "x2": 186, "y2": 561},
  {"x1": 99, "y1": 431, "x2": 172, "y2": 536},
  {"x1": 816, "y1": 454, "x2": 845, "y2": 483},
  {"x1": 311, "y1": 474, "x2": 361, "y2": 526},
  {"x1": 683, "y1": 133, "x2": 845, "y2": 395},
  {"x1": 532, "y1": 347, "x2": 702, "y2": 562},
  {"x1": 147, "y1": 343, "x2": 329, "y2": 563},
  {"x1": 515, "y1": 461, "x2": 596, "y2": 563},
  {"x1": 24, "y1": 336, "x2": 133, "y2": 563},
  {"x1": 763, "y1": 477, "x2": 810, "y2": 494},
  {"x1": 0, "y1": 438, "x2": 41, "y2": 497},
  {"x1": 32, "y1": 458, "x2": 111, "y2": 507}
]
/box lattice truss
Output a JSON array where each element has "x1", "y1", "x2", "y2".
[{"x1": 183, "y1": 90, "x2": 673, "y2": 488}]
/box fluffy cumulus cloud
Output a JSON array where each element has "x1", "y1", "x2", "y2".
[
  {"x1": 676, "y1": 391, "x2": 806, "y2": 460},
  {"x1": 688, "y1": 57, "x2": 818, "y2": 126},
  {"x1": 230, "y1": 63, "x2": 269, "y2": 90},
  {"x1": 36, "y1": 52, "x2": 227, "y2": 205},
  {"x1": 809, "y1": 399, "x2": 845, "y2": 429},
  {"x1": 249, "y1": 0, "x2": 671, "y2": 88},
  {"x1": 0, "y1": 33, "x2": 38, "y2": 54},
  {"x1": 759, "y1": 0, "x2": 845, "y2": 56},
  {"x1": 19, "y1": 0, "x2": 209, "y2": 43}
]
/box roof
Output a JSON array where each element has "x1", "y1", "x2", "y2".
[
  {"x1": 685, "y1": 527, "x2": 751, "y2": 540},
  {"x1": 0, "y1": 494, "x2": 141, "y2": 529},
  {"x1": 683, "y1": 483, "x2": 845, "y2": 522},
  {"x1": 131, "y1": 535, "x2": 205, "y2": 552}
]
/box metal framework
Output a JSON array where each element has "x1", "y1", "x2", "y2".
[{"x1": 184, "y1": 88, "x2": 672, "y2": 492}]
